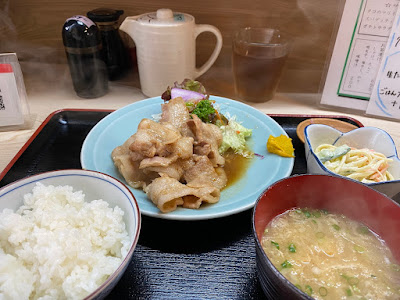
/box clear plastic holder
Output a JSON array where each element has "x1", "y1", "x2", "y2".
[
  {"x1": 0, "y1": 53, "x2": 33, "y2": 131},
  {"x1": 317, "y1": 0, "x2": 400, "y2": 123}
]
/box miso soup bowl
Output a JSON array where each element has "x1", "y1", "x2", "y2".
[{"x1": 252, "y1": 174, "x2": 400, "y2": 299}]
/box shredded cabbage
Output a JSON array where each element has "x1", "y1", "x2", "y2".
[{"x1": 219, "y1": 117, "x2": 253, "y2": 157}]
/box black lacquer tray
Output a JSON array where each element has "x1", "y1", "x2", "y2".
[{"x1": 0, "y1": 110, "x2": 363, "y2": 299}]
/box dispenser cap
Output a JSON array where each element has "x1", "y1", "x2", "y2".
[
  {"x1": 62, "y1": 15, "x2": 101, "y2": 48},
  {"x1": 87, "y1": 8, "x2": 124, "y2": 22}
]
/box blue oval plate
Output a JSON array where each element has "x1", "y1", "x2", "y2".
[{"x1": 81, "y1": 96, "x2": 294, "y2": 220}]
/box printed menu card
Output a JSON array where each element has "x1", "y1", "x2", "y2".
[
  {"x1": 366, "y1": 3, "x2": 400, "y2": 119},
  {"x1": 320, "y1": 0, "x2": 400, "y2": 121}
]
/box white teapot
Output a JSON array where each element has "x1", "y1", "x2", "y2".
[{"x1": 120, "y1": 8, "x2": 223, "y2": 97}]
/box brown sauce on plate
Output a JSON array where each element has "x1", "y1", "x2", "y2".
[{"x1": 223, "y1": 151, "x2": 253, "y2": 188}]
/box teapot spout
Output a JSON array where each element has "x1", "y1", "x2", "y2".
[{"x1": 119, "y1": 16, "x2": 138, "y2": 41}]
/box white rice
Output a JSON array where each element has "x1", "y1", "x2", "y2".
[{"x1": 0, "y1": 183, "x2": 131, "y2": 300}]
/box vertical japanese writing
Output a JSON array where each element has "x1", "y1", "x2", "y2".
[
  {"x1": 367, "y1": 0, "x2": 400, "y2": 119},
  {"x1": 0, "y1": 88, "x2": 4, "y2": 110},
  {"x1": 378, "y1": 67, "x2": 400, "y2": 110},
  {"x1": 359, "y1": 0, "x2": 398, "y2": 37},
  {"x1": 342, "y1": 39, "x2": 386, "y2": 94}
]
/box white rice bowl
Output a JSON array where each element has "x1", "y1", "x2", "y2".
[{"x1": 0, "y1": 170, "x2": 139, "y2": 300}]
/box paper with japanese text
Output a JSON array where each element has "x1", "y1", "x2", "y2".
[
  {"x1": 0, "y1": 63, "x2": 24, "y2": 126},
  {"x1": 366, "y1": 6, "x2": 400, "y2": 120},
  {"x1": 321, "y1": 0, "x2": 400, "y2": 112}
]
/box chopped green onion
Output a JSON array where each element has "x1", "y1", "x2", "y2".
[
  {"x1": 341, "y1": 274, "x2": 360, "y2": 288},
  {"x1": 321, "y1": 209, "x2": 329, "y2": 215},
  {"x1": 354, "y1": 245, "x2": 365, "y2": 253},
  {"x1": 332, "y1": 224, "x2": 341, "y2": 231},
  {"x1": 341, "y1": 274, "x2": 357, "y2": 282},
  {"x1": 348, "y1": 277, "x2": 359, "y2": 285},
  {"x1": 303, "y1": 210, "x2": 311, "y2": 218},
  {"x1": 281, "y1": 260, "x2": 292, "y2": 269},
  {"x1": 346, "y1": 288, "x2": 352, "y2": 296},
  {"x1": 357, "y1": 226, "x2": 370, "y2": 235},
  {"x1": 312, "y1": 211, "x2": 321, "y2": 218},
  {"x1": 295, "y1": 284, "x2": 302, "y2": 291},
  {"x1": 305, "y1": 285, "x2": 313, "y2": 296},
  {"x1": 391, "y1": 264, "x2": 400, "y2": 272},
  {"x1": 319, "y1": 287, "x2": 328, "y2": 297},
  {"x1": 312, "y1": 220, "x2": 317, "y2": 224},
  {"x1": 316, "y1": 232, "x2": 325, "y2": 239},
  {"x1": 289, "y1": 243, "x2": 296, "y2": 253},
  {"x1": 340, "y1": 274, "x2": 350, "y2": 280},
  {"x1": 271, "y1": 241, "x2": 280, "y2": 250}
]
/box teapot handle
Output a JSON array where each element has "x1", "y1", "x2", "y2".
[{"x1": 194, "y1": 25, "x2": 223, "y2": 78}]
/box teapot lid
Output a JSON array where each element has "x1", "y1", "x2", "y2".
[{"x1": 137, "y1": 8, "x2": 193, "y2": 25}]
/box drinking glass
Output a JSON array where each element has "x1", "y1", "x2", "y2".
[{"x1": 232, "y1": 27, "x2": 291, "y2": 102}]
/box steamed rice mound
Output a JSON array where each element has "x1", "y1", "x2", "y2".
[{"x1": 0, "y1": 183, "x2": 131, "y2": 299}]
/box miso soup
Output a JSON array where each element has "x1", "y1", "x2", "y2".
[{"x1": 262, "y1": 208, "x2": 400, "y2": 299}]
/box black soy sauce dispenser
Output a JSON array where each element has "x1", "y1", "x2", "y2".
[
  {"x1": 87, "y1": 8, "x2": 130, "y2": 81},
  {"x1": 62, "y1": 15, "x2": 108, "y2": 98}
]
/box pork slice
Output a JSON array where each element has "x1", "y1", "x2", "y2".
[
  {"x1": 130, "y1": 151, "x2": 145, "y2": 162},
  {"x1": 184, "y1": 155, "x2": 227, "y2": 190},
  {"x1": 144, "y1": 174, "x2": 221, "y2": 212},
  {"x1": 138, "y1": 133, "x2": 193, "y2": 169},
  {"x1": 128, "y1": 130, "x2": 157, "y2": 157},
  {"x1": 142, "y1": 165, "x2": 183, "y2": 180},
  {"x1": 161, "y1": 97, "x2": 192, "y2": 136},
  {"x1": 183, "y1": 155, "x2": 214, "y2": 182},
  {"x1": 142, "y1": 135, "x2": 194, "y2": 159},
  {"x1": 129, "y1": 118, "x2": 181, "y2": 158},
  {"x1": 187, "y1": 115, "x2": 225, "y2": 166},
  {"x1": 111, "y1": 145, "x2": 157, "y2": 189},
  {"x1": 213, "y1": 167, "x2": 228, "y2": 191},
  {"x1": 206, "y1": 122, "x2": 223, "y2": 145},
  {"x1": 139, "y1": 156, "x2": 178, "y2": 169},
  {"x1": 144, "y1": 176, "x2": 191, "y2": 213},
  {"x1": 137, "y1": 118, "x2": 177, "y2": 136},
  {"x1": 193, "y1": 142, "x2": 211, "y2": 156},
  {"x1": 144, "y1": 158, "x2": 191, "y2": 180},
  {"x1": 173, "y1": 136, "x2": 194, "y2": 159},
  {"x1": 182, "y1": 186, "x2": 220, "y2": 209}
]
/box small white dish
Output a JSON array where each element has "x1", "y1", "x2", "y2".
[
  {"x1": 304, "y1": 124, "x2": 400, "y2": 200},
  {"x1": 0, "y1": 169, "x2": 141, "y2": 299}
]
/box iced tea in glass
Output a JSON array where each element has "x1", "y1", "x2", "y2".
[{"x1": 232, "y1": 28, "x2": 290, "y2": 102}]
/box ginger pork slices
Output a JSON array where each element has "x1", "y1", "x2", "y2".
[{"x1": 111, "y1": 97, "x2": 227, "y2": 213}]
